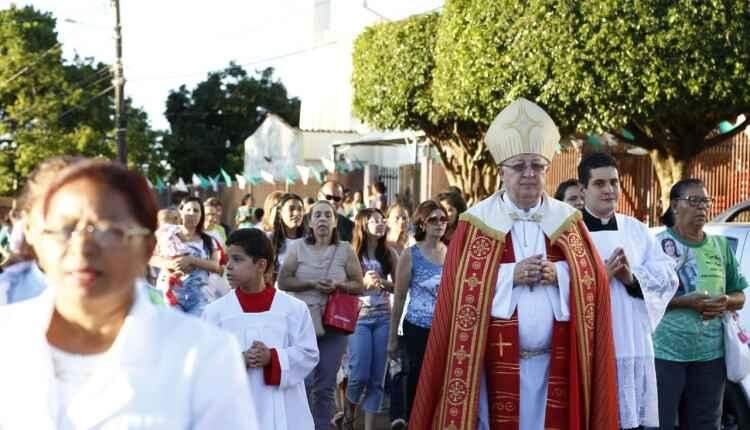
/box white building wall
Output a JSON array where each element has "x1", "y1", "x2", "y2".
[{"x1": 299, "y1": 0, "x2": 443, "y2": 133}]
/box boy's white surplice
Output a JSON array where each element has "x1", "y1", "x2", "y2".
[
  {"x1": 203, "y1": 289, "x2": 319, "y2": 430},
  {"x1": 588, "y1": 213, "x2": 678, "y2": 428},
  {"x1": 0, "y1": 284, "x2": 259, "y2": 429}
]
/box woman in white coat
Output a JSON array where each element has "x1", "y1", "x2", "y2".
[
  {"x1": 203, "y1": 227, "x2": 319, "y2": 429},
  {"x1": 0, "y1": 159, "x2": 258, "y2": 429}
]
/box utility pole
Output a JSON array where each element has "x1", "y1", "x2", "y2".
[{"x1": 112, "y1": 0, "x2": 127, "y2": 164}]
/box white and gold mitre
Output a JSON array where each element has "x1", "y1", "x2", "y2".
[{"x1": 485, "y1": 98, "x2": 560, "y2": 164}]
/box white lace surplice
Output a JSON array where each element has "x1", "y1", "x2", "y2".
[{"x1": 589, "y1": 214, "x2": 678, "y2": 429}]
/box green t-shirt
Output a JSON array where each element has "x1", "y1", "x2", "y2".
[{"x1": 653, "y1": 228, "x2": 748, "y2": 362}]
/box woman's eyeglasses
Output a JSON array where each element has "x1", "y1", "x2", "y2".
[
  {"x1": 426, "y1": 216, "x2": 449, "y2": 225},
  {"x1": 674, "y1": 196, "x2": 714, "y2": 208},
  {"x1": 40, "y1": 223, "x2": 151, "y2": 247}
]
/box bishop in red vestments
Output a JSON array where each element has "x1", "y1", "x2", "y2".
[{"x1": 409, "y1": 98, "x2": 619, "y2": 430}]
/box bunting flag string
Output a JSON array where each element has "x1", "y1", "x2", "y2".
[
  {"x1": 235, "y1": 174, "x2": 247, "y2": 189},
  {"x1": 260, "y1": 170, "x2": 275, "y2": 185},
  {"x1": 157, "y1": 161, "x2": 362, "y2": 193}
]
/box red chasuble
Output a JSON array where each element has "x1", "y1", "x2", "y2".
[
  {"x1": 235, "y1": 287, "x2": 282, "y2": 386},
  {"x1": 409, "y1": 214, "x2": 619, "y2": 430}
]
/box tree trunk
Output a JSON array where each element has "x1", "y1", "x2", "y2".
[
  {"x1": 649, "y1": 148, "x2": 687, "y2": 219},
  {"x1": 430, "y1": 138, "x2": 498, "y2": 205}
]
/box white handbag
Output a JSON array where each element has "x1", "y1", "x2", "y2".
[{"x1": 723, "y1": 311, "x2": 750, "y2": 383}]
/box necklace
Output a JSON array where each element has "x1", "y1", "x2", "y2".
[
  {"x1": 509, "y1": 211, "x2": 542, "y2": 247},
  {"x1": 511, "y1": 220, "x2": 543, "y2": 291}
]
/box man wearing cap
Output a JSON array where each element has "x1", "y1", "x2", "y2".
[{"x1": 409, "y1": 99, "x2": 619, "y2": 430}]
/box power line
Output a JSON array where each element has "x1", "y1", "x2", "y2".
[
  {"x1": 75, "y1": 67, "x2": 113, "y2": 90},
  {"x1": 0, "y1": 43, "x2": 63, "y2": 88},
  {"x1": 59, "y1": 85, "x2": 114, "y2": 120}
]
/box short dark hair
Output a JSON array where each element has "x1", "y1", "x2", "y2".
[
  {"x1": 227, "y1": 228, "x2": 275, "y2": 273},
  {"x1": 554, "y1": 179, "x2": 582, "y2": 201},
  {"x1": 413, "y1": 200, "x2": 447, "y2": 242},
  {"x1": 373, "y1": 181, "x2": 386, "y2": 193},
  {"x1": 446, "y1": 186, "x2": 462, "y2": 197},
  {"x1": 578, "y1": 152, "x2": 617, "y2": 187},
  {"x1": 660, "y1": 178, "x2": 705, "y2": 227},
  {"x1": 251, "y1": 207, "x2": 265, "y2": 221},
  {"x1": 42, "y1": 159, "x2": 158, "y2": 233}
]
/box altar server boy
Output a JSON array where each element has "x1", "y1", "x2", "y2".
[{"x1": 203, "y1": 228, "x2": 319, "y2": 429}]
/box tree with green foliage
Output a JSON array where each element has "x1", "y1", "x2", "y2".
[
  {"x1": 352, "y1": 13, "x2": 496, "y2": 203},
  {"x1": 161, "y1": 64, "x2": 301, "y2": 180},
  {"x1": 433, "y1": 0, "x2": 750, "y2": 206},
  {"x1": 0, "y1": 5, "x2": 168, "y2": 194}
]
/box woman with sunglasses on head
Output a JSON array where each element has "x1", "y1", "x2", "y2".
[
  {"x1": 278, "y1": 200, "x2": 364, "y2": 430},
  {"x1": 341, "y1": 209, "x2": 398, "y2": 430},
  {"x1": 653, "y1": 178, "x2": 746, "y2": 430},
  {"x1": 0, "y1": 160, "x2": 257, "y2": 428},
  {"x1": 150, "y1": 196, "x2": 223, "y2": 316},
  {"x1": 387, "y1": 200, "x2": 448, "y2": 422}
]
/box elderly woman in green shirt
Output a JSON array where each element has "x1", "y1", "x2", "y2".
[{"x1": 653, "y1": 178, "x2": 746, "y2": 430}]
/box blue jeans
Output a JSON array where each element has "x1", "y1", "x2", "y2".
[{"x1": 346, "y1": 312, "x2": 390, "y2": 413}]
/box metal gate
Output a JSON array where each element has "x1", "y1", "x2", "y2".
[{"x1": 377, "y1": 167, "x2": 399, "y2": 207}]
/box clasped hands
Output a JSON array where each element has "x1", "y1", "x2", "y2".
[
  {"x1": 364, "y1": 270, "x2": 385, "y2": 291},
  {"x1": 243, "y1": 341, "x2": 271, "y2": 369},
  {"x1": 687, "y1": 293, "x2": 730, "y2": 320},
  {"x1": 513, "y1": 255, "x2": 557, "y2": 286},
  {"x1": 309, "y1": 278, "x2": 340, "y2": 294},
  {"x1": 605, "y1": 247, "x2": 635, "y2": 285}
]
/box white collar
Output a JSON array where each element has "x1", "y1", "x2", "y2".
[
  {"x1": 584, "y1": 206, "x2": 615, "y2": 225},
  {"x1": 503, "y1": 194, "x2": 543, "y2": 222},
  {"x1": 461, "y1": 191, "x2": 581, "y2": 242}
]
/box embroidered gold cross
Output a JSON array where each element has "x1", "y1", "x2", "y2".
[
  {"x1": 454, "y1": 345, "x2": 471, "y2": 365},
  {"x1": 490, "y1": 332, "x2": 513, "y2": 357}
]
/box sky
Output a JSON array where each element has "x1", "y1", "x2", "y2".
[{"x1": 3, "y1": 0, "x2": 442, "y2": 131}]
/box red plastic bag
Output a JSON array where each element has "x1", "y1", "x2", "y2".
[
  {"x1": 323, "y1": 290, "x2": 361, "y2": 334},
  {"x1": 213, "y1": 237, "x2": 229, "y2": 266}
]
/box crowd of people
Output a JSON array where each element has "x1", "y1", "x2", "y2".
[{"x1": 0, "y1": 97, "x2": 747, "y2": 430}]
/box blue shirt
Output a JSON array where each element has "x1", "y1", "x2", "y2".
[
  {"x1": 404, "y1": 245, "x2": 444, "y2": 328},
  {"x1": 1, "y1": 261, "x2": 47, "y2": 304}
]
